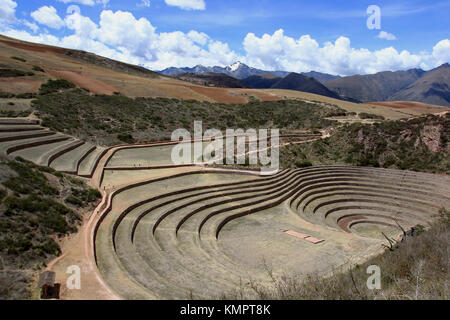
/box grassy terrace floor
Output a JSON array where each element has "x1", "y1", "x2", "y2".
[{"x1": 93, "y1": 166, "x2": 449, "y2": 299}]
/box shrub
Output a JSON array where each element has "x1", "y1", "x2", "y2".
[
  {"x1": 39, "y1": 79, "x2": 76, "y2": 95},
  {"x1": 15, "y1": 92, "x2": 36, "y2": 99},
  {"x1": 0, "y1": 92, "x2": 15, "y2": 98},
  {"x1": 295, "y1": 160, "x2": 313, "y2": 168},
  {"x1": 0, "y1": 189, "x2": 6, "y2": 202},
  {"x1": 359, "y1": 113, "x2": 385, "y2": 120},
  {"x1": 117, "y1": 133, "x2": 135, "y2": 144},
  {"x1": 66, "y1": 196, "x2": 83, "y2": 206},
  {"x1": 32, "y1": 66, "x2": 45, "y2": 72},
  {"x1": 0, "y1": 69, "x2": 34, "y2": 77},
  {"x1": 11, "y1": 56, "x2": 26, "y2": 62}
]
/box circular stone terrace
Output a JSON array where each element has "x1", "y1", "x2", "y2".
[{"x1": 1, "y1": 118, "x2": 449, "y2": 300}]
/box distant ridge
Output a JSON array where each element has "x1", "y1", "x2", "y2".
[
  {"x1": 325, "y1": 68, "x2": 425, "y2": 102},
  {"x1": 271, "y1": 73, "x2": 342, "y2": 100},
  {"x1": 174, "y1": 72, "x2": 249, "y2": 88},
  {"x1": 159, "y1": 62, "x2": 290, "y2": 79},
  {"x1": 241, "y1": 74, "x2": 282, "y2": 89},
  {"x1": 325, "y1": 64, "x2": 450, "y2": 107},
  {"x1": 389, "y1": 63, "x2": 450, "y2": 107}
]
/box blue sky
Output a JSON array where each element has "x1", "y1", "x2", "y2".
[{"x1": 0, "y1": 0, "x2": 449, "y2": 75}]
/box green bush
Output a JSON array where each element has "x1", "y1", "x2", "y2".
[
  {"x1": 359, "y1": 112, "x2": 385, "y2": 120},
  {"x1": 32, "y1": 66, "x2": 45, "y2": 72},
  {"x1": 4, "y1": 161, "x2": 59, "y2": 196},
  {"x1": 118, "y1": 133, "x2": 135, "y2": 144},
  {"x1": 11, "y1": 56, "x2": 26, "y2": 62},
  {"x1": 295, "y1": 160, "x2": 313, "y2": 168},
  {"x1": 39, "y1": 79, "x2": 76, "y2": 95},
  {"x1": 0, "y1": 69, "x2": 34, "y2": 77},
  {"x1": 0, "y1": 92, "x2": 15, "y2": 98},
  {"x1": 15, "y1": 92, "x2": 36, "y2": 99}
]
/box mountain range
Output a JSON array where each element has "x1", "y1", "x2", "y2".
[
  {"x1": 159, "y1": 61, "x2": 341, "y2": 83},
  {"x1": 326, "y1": 63, "x2": 450, "y2": 106},
  {"x1": 243, "y1": 72, "x2": 343, "y2": 100},
  {"x1": 160, "y1": 61, "x2": 450, "y2": 107}
]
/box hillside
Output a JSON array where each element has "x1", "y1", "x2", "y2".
[
  {"x1": 281, "y1": 112, "x2": 450, "y2": 172},
  {"x1": 272, "y1": 73, "x2": 342, "y2": 100},
  {"x1": 174, "y1": 72, "x2": 249, "y2": 88},
  {"x1": 302, "y1": 71, "x2": 341, "y2": 83},
  {"x1": 389, "y1": 63, "x2": 450, "y2": 107},
  {"x1": 31, "y1": 85, "x2": 342, "y2": 146},
  {"x1": 325, "y1": 69, "x2": 425, "y2": 102},
  {"x1": 0, "y1": 158, "x2": 100, "y2": 299},
  {"x1": 160, "y1": 62, "x2": 341, "y2": 83},
  {"x1": 241, "y1": 74, "x2": 282, "y2": 88}
]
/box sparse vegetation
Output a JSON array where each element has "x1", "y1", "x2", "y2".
[
  {"x1": 0, "y1": 109, "x2": 32, "y2": 118},
  {"x1": 359, "y1": 112, "x2": 385, "y2": 120},
  {"x1": 38, "y1": 79, "x2": 76, "y2": 95},
  {"x1": 0, "y1": 158, "x2": 101, "y2": 299},
  {"x1": 10, "y1": 56, "x2": 26, "y2": 63},
  {"x1": 0, "y1": 92, "x2": 36, "y2": 99},
  {"x1": 281, "y1": 114, "x2": 449, "y2": 173},
  {"x1": 32, "y1": 89, "x2": 342, "y2": 146},
  {"x1": 0, "y1": 68, "x2": 34, "y2": 77},
  {"x1": 32, "y1": 66, "x2": 45, "y2": 72}
]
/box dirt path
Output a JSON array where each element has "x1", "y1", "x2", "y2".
[{"x1": 47, "y1": 190, "x2": 121, "y2": 300}]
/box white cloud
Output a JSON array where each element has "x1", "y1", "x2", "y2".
[
  {"x1": 23, "y1": 20, "x2": 39, "y2": 33},
  {"x1": 1, "y1": 8, "x2": 448, "y2": 75},
  {"x1": 243, "y1": 29, "x2": 448, "y2": 75},
  {"x1": 0, "y1": 0, "x2": 17, "y2": 23},
  {"x1": 1, "y1": 8, "x2": 239, "y2": 71},
  {"x1": 377, "y1": 31, "x2": 397, "y2": 41},
  {"x1": 165, "y1": 0, "x2": 205, "y2": 11},
  {"x1": 432, "y1": 39, "x2": 450, "y2": 65},
  {"x1": 187, "y1": 30, "x2": 209, "y2": 45},
  {"x1": 31, "y1": 6, "x2": 65, "y2": 29},
  {"x1": 56, "y1": 0, "x2": 109, "y2": 6}
]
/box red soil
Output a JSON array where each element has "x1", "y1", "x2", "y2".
[
  {"x1": 46, "y1": 69, "x2": 120, "y2": 95},
  {"x1": 0, "y1": 38, "x2": 67, "y2": 55},
  {"x1": 188, "y1": 86, "x2": 248, "y2": 103},
  {"x1": 0, "y1": 78, "x2": 42, "y2": 93}
]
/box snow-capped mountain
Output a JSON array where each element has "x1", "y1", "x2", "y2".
[
  {"x1": 158, "y1": 62, "x2": 342, "y2": 83},
  {"x1": 227, "y1": 61, "x2": 245, "y2": 72},
  {"x1": 158, "y1": 62, "x2": 290, "y2": 79}
]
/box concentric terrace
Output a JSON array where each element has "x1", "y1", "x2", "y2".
[{"x1": 1, "y1": 117, "x2": 449, "y2": 299}]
